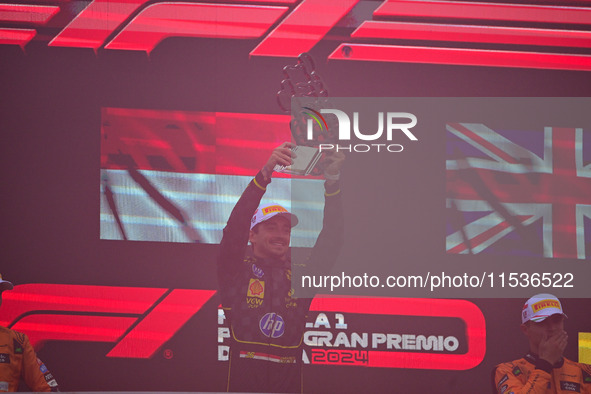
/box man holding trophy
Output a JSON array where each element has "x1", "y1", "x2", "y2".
[{"x1": 217, "y1": 141, "x2": 344, "y2": 392}]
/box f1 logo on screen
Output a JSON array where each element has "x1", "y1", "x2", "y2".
[
  {"x1": 0, "y1": 284, "x2": 216, "y2": 358},
  {"x1": 9, "y1": 286, "x2": 588, "y2": 371},
  {"x1": 2, "y1": 284, "x2": 486, "y2": 369},
  {"x1": 2, "y1": 0, "x2": 591, "y2": 71},
  {"x1": 1, "y1": 0, "x2": 359, "y2": 53}
]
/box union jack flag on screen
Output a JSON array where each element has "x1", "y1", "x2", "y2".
[{"x1": 446, "y1": 124, "x2": 591, "y2": 260}]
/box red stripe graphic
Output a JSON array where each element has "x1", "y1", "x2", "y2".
[
  {"x1": 250, "y1": 0, "x2": 358, "y2": 57},
  {"x1": 49, "y1": 0, "x2": 151, "y2": 50},
  {"x1": 10, "y1": 314, "x2": 137, "y2": 347},
  {"x1": 0, "y1": 4, "x2": 59, "y2": 24},
  {"x1": 0, "y1": 27, "x2": 35, "y2": 47},
  {"x1": 447, "y1": 170, "x2": 591, "y2": 206},
  {"x1": 101, "y1": 108, "x2": 292, "y2": 176},
  {"x1": 105, "y1": 3, "x2": 288, "y2": 53},
  {"x1": 329, "y1": 44, "x2": 591, "y2": 72},
  {"x1": 353, "y1": 21, "x2": 591, "y2": 49},
  {"x1": 551, "y1": 128, "x2": 578, "y2": 258},
  {"x1": 447, "y1": 215, "x2": 533, "y2": 254},
  {"x1": 375, "y1": 0, "x2": 591, "y2": 25},
  {"x1": 0, "y1": 283, "x2": 167, "y2": 325},
  {"x1": 107, "y1": 289, "x2": 215, "y2": 358}
]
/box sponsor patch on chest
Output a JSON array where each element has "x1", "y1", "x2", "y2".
[
  {"x1": 246, "y1": 279, "x2": 265, "y2": 308},
  {"x1": 560, "y1": 381, "x2": 581, "y2": 392},
  {"x1": 247, "y1": 279, "x2": 264, "y2": 298},
  {"x1": 251, "y1": 264, "x2": 264, "y2": 279},
  {"x1": 259, "y1": 313, "x2": 285, "y2": 338}
]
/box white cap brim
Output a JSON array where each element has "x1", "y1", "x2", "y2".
[{"x1": 530, "y1": 310, "x2": 567, "y2": 323}]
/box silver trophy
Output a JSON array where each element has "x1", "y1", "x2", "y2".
[{"x1": 276, "y1": 53, "x2": 337, "y2": 176}]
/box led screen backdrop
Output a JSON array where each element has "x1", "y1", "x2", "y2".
[
  {"x1": 2, "y1": 0, "x2": 591, "y2": 392},
  {"x1": 99, "y1": 108, "x2": 325, "y2": 245},
  {"x1": 1, "y1": 285, "x2": 590, "y2": 392},
  {"x1": 446, "y1": 125, "x2": 591, "y2": 260}
]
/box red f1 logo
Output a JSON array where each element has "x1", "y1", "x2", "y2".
[
  {"x1": 1, "y1": 0, "x2": 358, "y2": 54},
  {"x1": 0, "y1": 284, "x2": 216, "y2": 358},
  {"x1": 2, "y1": 0, "x2": 591, "y2": 70}
]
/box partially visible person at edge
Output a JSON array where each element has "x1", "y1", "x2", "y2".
[
  {"x1": 0, "y1": 274, "x2": 60, "y2": 392},
  {"x1": 492, "y1": 293, "x2": 591, "y2": 394},
  {"x1": 217, "y1": 142, "x2": 344, "y2": 393}
]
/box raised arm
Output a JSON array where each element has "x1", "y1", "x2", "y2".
[
  {"x1": 305, "y1": 149, "x2": 345, "y2": 275},
  {"x1": 217, "y1": 143, "x2": 295, "y2": 296}
]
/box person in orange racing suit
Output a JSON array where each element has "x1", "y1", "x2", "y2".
[
  {"x1": 493, "y1": 293, "x2": 591, "y2": 394},
  {"x1": 0, "y1": 274, "x2": 60, "y2": 392},
  {"x1": 217, "y1": 142, "x2": 344, "y2": 393}
]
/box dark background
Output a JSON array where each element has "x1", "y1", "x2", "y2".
[{"x1": 1, "y1": 20, "x2": 591, "y2": 393}]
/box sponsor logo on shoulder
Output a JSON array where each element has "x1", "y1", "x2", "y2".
[
  {"x1": 497, "y1": 374, "x2": 508, "y2": 388},
  {"x1": 512, "y1": 366, "x2": 522, "y2": 376},
  {"x1": 13, "y1": 339, "x2": 23, "y2": 354},
  {"x1": 37, "y1": 358, "x2": 49, "y2": 374},
  {"x1": 0, "y1": 354, "x2": 9, "y2": 364},
  {"x1": 14, "y1": 332, "x2": 25, "y2": 344}
]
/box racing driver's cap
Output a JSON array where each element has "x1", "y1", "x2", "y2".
[
  {"x1": 521, "y1": 293, "x2": 567, "y2": 324},
  {"x1": 0, "y1": 273, "x2": 14, "y2": 293},
  {"x1": 250, "y1": 203, "x2": 299, "y2": 231}
]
